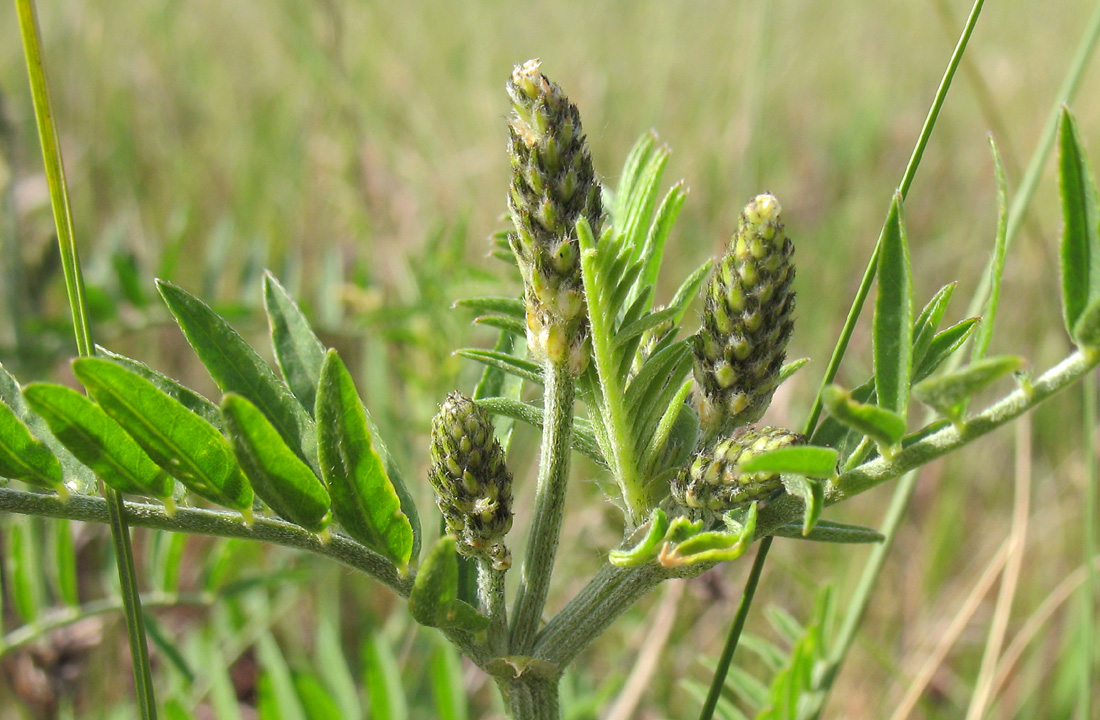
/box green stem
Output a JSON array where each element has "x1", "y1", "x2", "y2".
[
  {"x1": 0, "y1": 490, "x2": 411, "y2": 592},
  {"x1": 0, "y1": 488, "x2": 491, "y2": 667},
  {"x1": 831, "y1": 351, "x2": 1100, "y2": 502},
  {"x1": 806, "y1": 470, "x2": 919, "y2": 719},
  {"x1": 15, "y1": 1, "x2": 157, "y2": 716},
  {"x1": 510, "y1": 361, "x2": 575, "y2": 654},
  {"x1": 479, "y1": 559, "x2": 508, "y2": 656},
  {"x1": 499, "y1": 676, "x2": 560, "y2": 720},
  {"x1": 532, "y1": 561, "x2": 706, "y2": 667},
  {"x1": 106, "y1": 490, "x2": 157, "y2": 716},
  {"x1": 1081, "y1": 371, "x2": 1097, "y2": 720},
  {"x1": 698, "y1": 538, "x2": 772, "y2": 720}
]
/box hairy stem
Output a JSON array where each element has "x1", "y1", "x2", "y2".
[
  {"x1": 510, "y1": 361, "x2": 575, "y2": 653},
  {"x1": 479, "y1": 559, "x2": 508, "y2": 656},
  {"x1": 532, "y1": 561, "x2": 706, "y2": 667},
  {"x1": 499, "y1": 676, "x2": 560, "y2": 720},
  {"x1": 832, "y1": 350, "x2": 1100, "y2": 502}
]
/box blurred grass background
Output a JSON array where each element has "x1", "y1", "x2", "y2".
[{"x1": 0, "y1": 0, "x2": 1098, "y2": 717}]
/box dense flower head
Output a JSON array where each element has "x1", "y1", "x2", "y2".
[
  {"x1": 671, "y1": 425, "x2": 803, "y2": 514},
  {"x1": 429, "y1": 392, "x2": 513, "y2": 570},
  {"x1": 506, "y1": 59, "x2": 602, "y2": 374},
  {"x1": 692, "y1": 194, "x2": 795, "y2": 436}
]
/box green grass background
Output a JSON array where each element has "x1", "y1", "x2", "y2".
[{"x1": 0, "y1": 0, "x2": 1098, "y2": 717}]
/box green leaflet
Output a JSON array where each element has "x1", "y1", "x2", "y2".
[
  {"x1": 738, "y1": 446, "x2": 838, "y2": 479},
  {"x1": 95, "y1": 346, "x2": 223, "y2": 430},
  {"x1": 452, "y1": 296, "x2": 526, "y2": 319},
  {"x1": 912, "y1": 354, "x2": 1025, "y2": 423},
  {"x1": 259, "y1": 273, "x2": 420, "y2": 559},
  {"x1": 72, "y1": 358, "x2": 254, "y2": 513},
  {"x1": 912, "y1": 317, "x2": 980, "y2": 384},
  {"x1": 1059, "y1": 108, "x2": 1100, "y2": 342},
  {"x1": 0, "y1": 399, "x2": 64, "y2": 492},
  {"x1": 316, "y1": 350, "x2": 413, "y2": 573},
  {"x1": 408, "y1": 535, "x2": 490, "y2": 632},
  {"x1": 821, "y1": 384, "x2": 907, "y2": 453},
  {"x1": 23, "y1": 383, "x2": 174, "y2": 501},
  {"x1": 472, "y1": 314, "x2": 525, "y2": 337},
  {"x1": 873, "y1": 194, "x2": 913, "y2": 416},
  {"x1": 911, "y1": 282, "x2": 957, "y2": 368},
  {"x1": 157, "y1": 280, "x2": 317, "y2": 470},
  {"x1": 771, "y1": 519, "x2": 884, "y2": 544},
  {"x1": 455, "y1": 349, "x2": 543, "y2": 385},
  {"x1": 264, "y1": 272, "x2": 327, "y2": 413},
  {"x1": 221, "y1": 393, "x2": 331, "y2": 533},
  {"x1": 973, "y1": 138, "x2": 1009, "y2": 361},
  {"x1": 0, "y1": 363, "x2": 95, "y2": 492}
]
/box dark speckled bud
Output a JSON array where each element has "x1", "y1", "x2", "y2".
[
  {"x1": 671, "y1": 425, "x2": 803, "y2": 514},
  {"x1": 692, "y1": 194, "x2": 795, "y2": 436},
  {"x1": 429, "y1": 393, "x2": 513, "y2": 570},
  {"x1": 507, "y1": 59, "x2": 602, "y2": 375}
]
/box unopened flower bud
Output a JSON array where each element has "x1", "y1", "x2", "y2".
[
  {"x1": 429, "y1": 393, "x2": 513, "y2": 570},
  {"x1": 692, "y1": 194, "x2": 795, "y2": 436},
  {"x1": 506, "y1": 59, "x2": 602, "y2": 374},
  {"x1": 671, "y1": 425, "x2": 803, "y2": 514}
]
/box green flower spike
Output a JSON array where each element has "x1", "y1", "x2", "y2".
[
  {"x1": 692, "y1": 194, "x2": 795, "y2": 436},
  {"x1": 429, "y1": 392, "x2": 514, "y2": 570},
  {"x1": 671, "y1": 425, "x2": 803, "y2": 515},
  {"x1": 506, "y1": 59, "x2": 603, "y2": 375}
]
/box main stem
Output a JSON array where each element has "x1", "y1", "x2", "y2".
[
  {"x1": 510, "y1": 361, "x2": 575, "y2": 655},
  {"x1": 499, "y1": 676, "x2": 560, "y2": 720}
]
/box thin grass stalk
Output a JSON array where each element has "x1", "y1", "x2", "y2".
[
  {"x1": 697, "y1": 538, "x2": 771, "y2": 720},
  {"x1": 699, "y1": 3, "x2": 986, "y2": 715},
  {"x1": 1080, "y1": 372, "x2": 1097, "y2": 720},
  {"x1": 14, "y1": 1, "x2": 158, "y2": 716}
]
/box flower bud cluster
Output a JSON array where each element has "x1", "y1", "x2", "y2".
[
  {"x1": 507, "y1": 59, "x2": 602, "y2": 374},
  {"x1": 692, "y1": 194, "x2": 795, "y2": 435},
  {"x1": 429, "y1": 393, "x2": 513, "y2": 570},
  {"x1": 671, "y1": 425, "x2": 802, "y2": 513}
]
